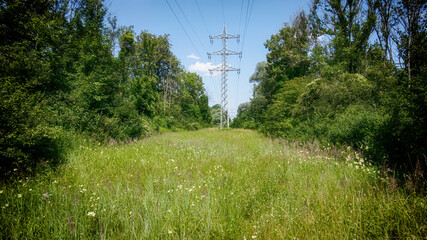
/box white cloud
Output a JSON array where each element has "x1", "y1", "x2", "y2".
[
  {"x1": 317, "y1": 34, "x2": 331, "y2": 45},
  {"x1": 187, "y1": 53, "x2": 201, "y2": 60},
  {"x1": 188, "y1": 61, "x2": 220, "y2": 76}
]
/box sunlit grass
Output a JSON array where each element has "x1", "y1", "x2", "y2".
[{"x1": 1, "y1": 129, "x2": 425, "y2": 239}]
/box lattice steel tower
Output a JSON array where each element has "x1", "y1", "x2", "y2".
[{"x1": 208, "y1": 24, "x2": 241, "y2": 129}]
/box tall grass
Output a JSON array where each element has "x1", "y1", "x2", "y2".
[{"x1": 1, "y1": 129, "x2": 425, "y2": 239}]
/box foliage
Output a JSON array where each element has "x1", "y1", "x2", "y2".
[
  {"x1": 0, "y1": 0, "x2": 212, "y2": 177},
  {"x1": 264, "y1": 11, "x2": 311, "y2": 101},
  {"x1": 211, "y1": 104, "x2": 231, "y2": 127},
  {"x1": 259, "y1": 76, "x2": 312, "y2": 137},
  {"x1": 234, "y1": 0, "x2": 427, "y2": 178}
]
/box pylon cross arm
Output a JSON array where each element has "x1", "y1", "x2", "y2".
[
  {"x1": 224, "y1": 34, "x2": 240, "y2": 39},
  {"x1": 225, "y1": 50, "x2": 241, "y2": 55},
  {"x1": 209, "y1": 50, "x2": 223, "y2": 55}
]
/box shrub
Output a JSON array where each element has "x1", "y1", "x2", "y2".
[
  {"x1": 0, "y1": 81, "x2": 69, "y2": 177},
  {"x1": 328, "y1": 105, "x2": 389, "y2": 161}
]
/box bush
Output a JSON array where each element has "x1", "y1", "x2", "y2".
[
  {"x1": 328, "y1": 105, "x2": 389, "y2": 161},
  {"x1": 0, "y1": 81, "x2": 69, "y2": 177},
  {"x1": 294, "y1": 71, "x2": 374, "y2": 120}
]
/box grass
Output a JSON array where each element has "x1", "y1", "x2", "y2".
[{"x1": 0, "y1": 128, "x2": 426, "y2": 239}]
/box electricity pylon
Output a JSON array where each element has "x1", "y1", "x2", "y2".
[{"x1": 208, "y1": 24, "x2": 241, "y2": 129}]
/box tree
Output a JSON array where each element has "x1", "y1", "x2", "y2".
[
  {"x1": 395, "y1": 0, "x2": 426, "y2": 83},
  {"x1": 199, "y1": 94, "x2": 212, "y2": 126},
  {"x1": 375, "y1": 0, "x2": 396, "y2": 64},
  {"x1": 264, "y1": 11, "x2": 311, "y2": 101},
  {"x1": 385, "y1": 0, "x2": 427, "y2": 170},
  {"x1": 0, "y1": 0, "x2": 70, "y2": 175},
  {"x1": 211, "y1": 104, "x2": 222, "y2": 126},
  {"x1": 313, "y1": 0, "x2": 377, "y2": 73},
  {"x1": 178, "y1": 72, "x2": 204, "y2": 121},
  {"x1": 236, "y1": 102, "x2": 251, "y2": 117},
  {"x1": 261, "y1": 77, "x2": 312, "y2": 137}
]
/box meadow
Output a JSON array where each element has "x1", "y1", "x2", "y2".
[{"x1": 0, "y1": 129, "x2": 425, "y2": 239}]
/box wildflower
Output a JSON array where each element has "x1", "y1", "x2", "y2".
[
  {"x1": 252, "y1": 235, "x2": 257, "y2": 239},
  {"x1": 129, "y1": 211, "x2": 132, "y2": 215},
  {"x1": 42, "y1": 193, "x2": 50, "y2": 200},
  {"x1": 17, "y1": 194, "x2": 22, "y2": 198},
  {"x1": 87, "y1": 212, "x2": 96, "y2": 217},
  {"x1": 168, "y1": 229, "x2": 173, "y2": 234}
]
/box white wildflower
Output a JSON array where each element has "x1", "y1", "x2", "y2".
[{"x1": 42, "y1": 193, "x2": 50, "y2": 200}]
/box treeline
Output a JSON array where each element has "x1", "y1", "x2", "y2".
[
  {"x1": 0, "y1": 0, "x2": 211, "y2": 177},
  {"x1": 233, "y1": 0, "x2": 426, "y2": 175}
]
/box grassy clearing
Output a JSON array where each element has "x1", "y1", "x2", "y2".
[{"x1": 0, "y1": 129, "x2": 425, "y2": 239}]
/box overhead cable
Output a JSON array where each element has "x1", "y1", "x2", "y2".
[{"x1": 164, "y1": 0, "x2": 205, "y2": 61}]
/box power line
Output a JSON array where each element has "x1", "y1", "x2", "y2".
[
  {"x1": 194, "y1": 0, "x2": 210, "y2": 36},
  {"x1": 173, "y1": 0, "x2": 208, "y2": 54},
  {"x1": 236, "y1": 0, "x2": 246, "y2": 107},
  {"x1": 238, "y1": 0, "x2": 255, "y2": 72},
  {"x1": 235, "y1": 70, "x2": 240, "y2": 118},
  {"x1": 240, "y1": 0, "x2": 255, "y2": 53},
  {"x1": 164, "y1": 0, "x2": 205, "y2": 61},
  {"x1": 235, "y1": 0, "x2": 255, "y2": 114},
  {"x1": 238, "y1": 0, "x2": 244, "y2": 35}
]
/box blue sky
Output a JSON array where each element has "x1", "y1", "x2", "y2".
[{"x1": 108, "y1": 0, "x2": 311, "y2": 118}]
